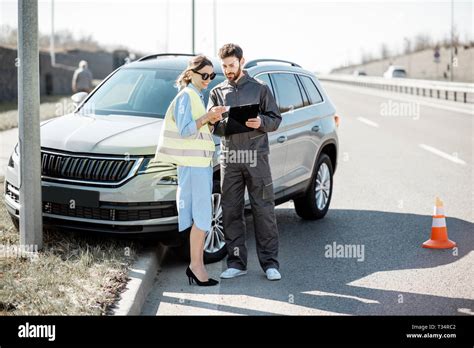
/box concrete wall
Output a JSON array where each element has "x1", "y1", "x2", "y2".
[
  {"x1": 39, "y1": 53, "x2": 75, "y2": 97},
  {"x1": 55, "y1": 49, "x2": 114, "y2": 79},
  {"x1": 0, "y1": 46, "x2": 18, "y2": 101},
  {"x1": 331, "y1": 46, "x2": 474, "y2": 83},
  {"x1": 0, "y1": 46, "x2": 117, "y2": 102}
]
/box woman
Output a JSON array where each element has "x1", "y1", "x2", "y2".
[{"x1": 155, "y1": 55, "x2": 226, "y2": 286}]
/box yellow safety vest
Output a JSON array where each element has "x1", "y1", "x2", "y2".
[{"x1": 153, "y1": 86, "x2": 215, "y2": 167}]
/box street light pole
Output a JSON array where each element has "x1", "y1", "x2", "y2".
[
  {"x1": 50, "y1": 0, "x2": 55, "y2": 66},
  {"x1": 213, "y1": 0, "x2": 217, "y2": 54},
  {"x1": 450, "y1": 0, "x2": 454, "y2": 81},
  {"x1": 165, "y1": 0, "x2": 169, "y2": 52},
  {"x1": 191, "y1": 0, "x2": 195, "y2": 54},
  {"x1": 17, "y1": 0, "x2": 43, "y2": 250}
]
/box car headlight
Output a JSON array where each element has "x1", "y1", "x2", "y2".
[
  {"x1": 137, "y1": 157, "x2": 178, "y2": 184},
  {"x1": 14, "y1": 143, "x2": 19, "y2": 156},
  {"x1": 157, "y1": 175, "x2": 178, "y2": 185},
  {"x1": 8, "y1": 143, "x2": 19, "y2": 168}
]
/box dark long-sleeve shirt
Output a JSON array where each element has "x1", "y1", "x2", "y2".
[{"x1": 207, "y1": 71, "x2": 281, "y2": 154}]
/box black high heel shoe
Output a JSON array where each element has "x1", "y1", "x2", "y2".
[{"x1": 186, "y1": 266, "x2": 219, "y2": 286}]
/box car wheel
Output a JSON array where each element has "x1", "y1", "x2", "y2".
[
  {"x1": 203, "y1": 190, "x2": 227, "y2": 264},
  {"x1": 177, "y1": 182, "x2": 228, "y2": 264},
  {"x1": 294, "y1": 153, "x2": 333, "y2": 220}
]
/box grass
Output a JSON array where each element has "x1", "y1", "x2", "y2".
[
  {"x1": 0, "y1": 79, "x2": 103, "y2": 132},
  {"x1": 0, "y1": 100, "x2": 18, "y2": 113},
  {"x1": 0, "y1": 176, "x2": 145, "y2": 315},
  {"x1": 0, "y1": 95, "x2": 66, "y2": 113},
  {"x1": 0, "y1": 95, "x2": 74, "y2": 132}
]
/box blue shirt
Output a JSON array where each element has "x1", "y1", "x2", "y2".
[{"x1": 174, "y1": 83, "x2": 205, "y2": 138}]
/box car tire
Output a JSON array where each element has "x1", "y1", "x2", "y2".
[
  {"x1": 294, "y1": 153, "x2": 333, "y2": 220},
  {"x1": 177, "y1": 181, "x2": 228, "y2": 264}
]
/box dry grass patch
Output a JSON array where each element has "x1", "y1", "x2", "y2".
[{"x1": 0, "y1": 176, "x2": 144, "y2": 315}]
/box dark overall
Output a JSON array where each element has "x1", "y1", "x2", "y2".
[{"x1": 208, "y1": 71, "x2": 282, "y2": 271}]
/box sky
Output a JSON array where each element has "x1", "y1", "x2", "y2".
[{"x1": 1, "y1": 0, "x2": 472, "y2": 73}]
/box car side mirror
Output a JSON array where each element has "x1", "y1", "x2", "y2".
[{"x1": 71, "y1": 92, "x2": 88, "y2": 107}]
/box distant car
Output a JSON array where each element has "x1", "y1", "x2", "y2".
[
  {"x1": 353, "y1": 70, "x2": 367, "y2": 76},
  {"x1": 383, "y1": 66, "x2": 407, "y2": 78}
]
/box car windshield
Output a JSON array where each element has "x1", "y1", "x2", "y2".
[{"x1": 78, "y1": 68, "x2": 224, "y2": 118}]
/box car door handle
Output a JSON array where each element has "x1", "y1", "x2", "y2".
[
  {"x1": 311, "y1": 125, "x2": 321, "y2": 132},
  {"x1": 277, "y1": 135, "x2": 287, "y2": 143}
]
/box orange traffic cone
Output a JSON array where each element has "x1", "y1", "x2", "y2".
[{"x1": 422, "y1": 197, "x2": 456, "y2": 249}]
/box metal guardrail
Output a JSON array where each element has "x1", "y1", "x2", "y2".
[{"x1": 317, "y1": 74, "x2": 474, "y2": 104}]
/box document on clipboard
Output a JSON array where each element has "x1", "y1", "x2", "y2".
[{"x1": 223, "y1": 103, "x2": 260, "y2": 135}]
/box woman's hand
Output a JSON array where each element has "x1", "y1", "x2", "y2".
[
  {"x1": 196, "y1": 106, "x2": 225, "y2": 129},
  {"x1": 207, "y1": 106, "x2": 226, "y2": 124}
]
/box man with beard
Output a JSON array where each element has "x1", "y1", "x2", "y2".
[{"x1": 207, "y1": 44, "x2": 282, "y2": 281}]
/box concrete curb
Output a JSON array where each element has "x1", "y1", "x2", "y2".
[{"x1": 112, "y1": 244, "x2": 168, "y2": 315}]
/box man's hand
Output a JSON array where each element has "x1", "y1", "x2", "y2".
[{"x1": 245, "y1": 116, "x2": 261, "y2": 129}]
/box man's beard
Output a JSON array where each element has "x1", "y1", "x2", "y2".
[{"x1": 226, "y1": 64, "x2": 242, "y2": 82}]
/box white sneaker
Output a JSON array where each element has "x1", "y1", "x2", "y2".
[
  {"x1": 266, "y1": 268, "x2": 281, "y2": 281},
  {"x1": 220, "y1": 268, "x2": 247, "y2": 279}
]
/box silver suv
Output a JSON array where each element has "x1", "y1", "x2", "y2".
[{"x1": 4, "y1": 54, "x2": 339, "y2": 263}]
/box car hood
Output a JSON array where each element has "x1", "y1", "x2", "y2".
[{"x1": 40, "y1": 113, "x2": 166, "y2": 155}]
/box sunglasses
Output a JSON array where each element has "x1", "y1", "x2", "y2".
[{"x1": 192, "y1": 70, "x2": 216, "y2": 81}]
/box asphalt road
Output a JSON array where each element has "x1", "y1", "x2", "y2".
[{"x1": 142, "y1": 82, "x2": 473, "y2": 316}]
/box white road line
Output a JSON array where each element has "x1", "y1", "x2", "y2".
[
  {"x1": 419, "y1": 144, "x2": 467, "y2": 165},
  {"x1": 356, "y1": 117, "x2": 379, "y2": 128},
  {"x1": 302, "y1": 290, "x2": 380, "y2": 304}
]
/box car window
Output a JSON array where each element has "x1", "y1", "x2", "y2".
[
  {"x1": 296, "y1": 75, "x2": 310, "y2": 107},
  {"x1": 79, "y1": 68, "x2": 224, "y2": 118},
  {"x1": 256, "y1": 74, "x2": 275, "y2": 96},
  {"x1": 271, "y1": 73, "x2": 304, "y2": 113},
  {"x1": 299, "y1": 75, "x2": 323, "y2": 104}
]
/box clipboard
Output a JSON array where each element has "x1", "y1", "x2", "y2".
[
  {"x1": 228, "y1": 104, "x2": 259, "y2": 125},
  {"x1": 222, "y1": 103, "x2": 259, "y2": 135}
]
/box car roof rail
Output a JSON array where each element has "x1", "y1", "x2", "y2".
[
  {"x1": 244, "y1": 59, "x2": 302, "y2": 68},
  {"x1": 137, "y1": 53, "x2": 196, "y2": 62}
]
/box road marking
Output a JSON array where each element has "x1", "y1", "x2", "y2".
[
  {"x1": 348, "y1": 251, "x2": 474, "y2": 301},
  {"x1": 357, "y1": 117, "x2": 379, "y2": 128},
  {"x1": 419, "y1": 144, "x2": 467, "y2": 165},
  {"x1": 156, "y1": 302, "x2": 241, "y2": 316},
  {"x1": 162, "y1": 292, "x2": 346, "y2": 315},
  {"x1": 302, "y1": 290, "x2": 380, "y2": 304}
]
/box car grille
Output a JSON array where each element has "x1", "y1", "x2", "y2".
[
  {"x1": 41, "y1": 150, "x2": 139, "y2": 184},
  {"x1": 43, "y1": 200, "x2": 178, "y2": 221}
]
